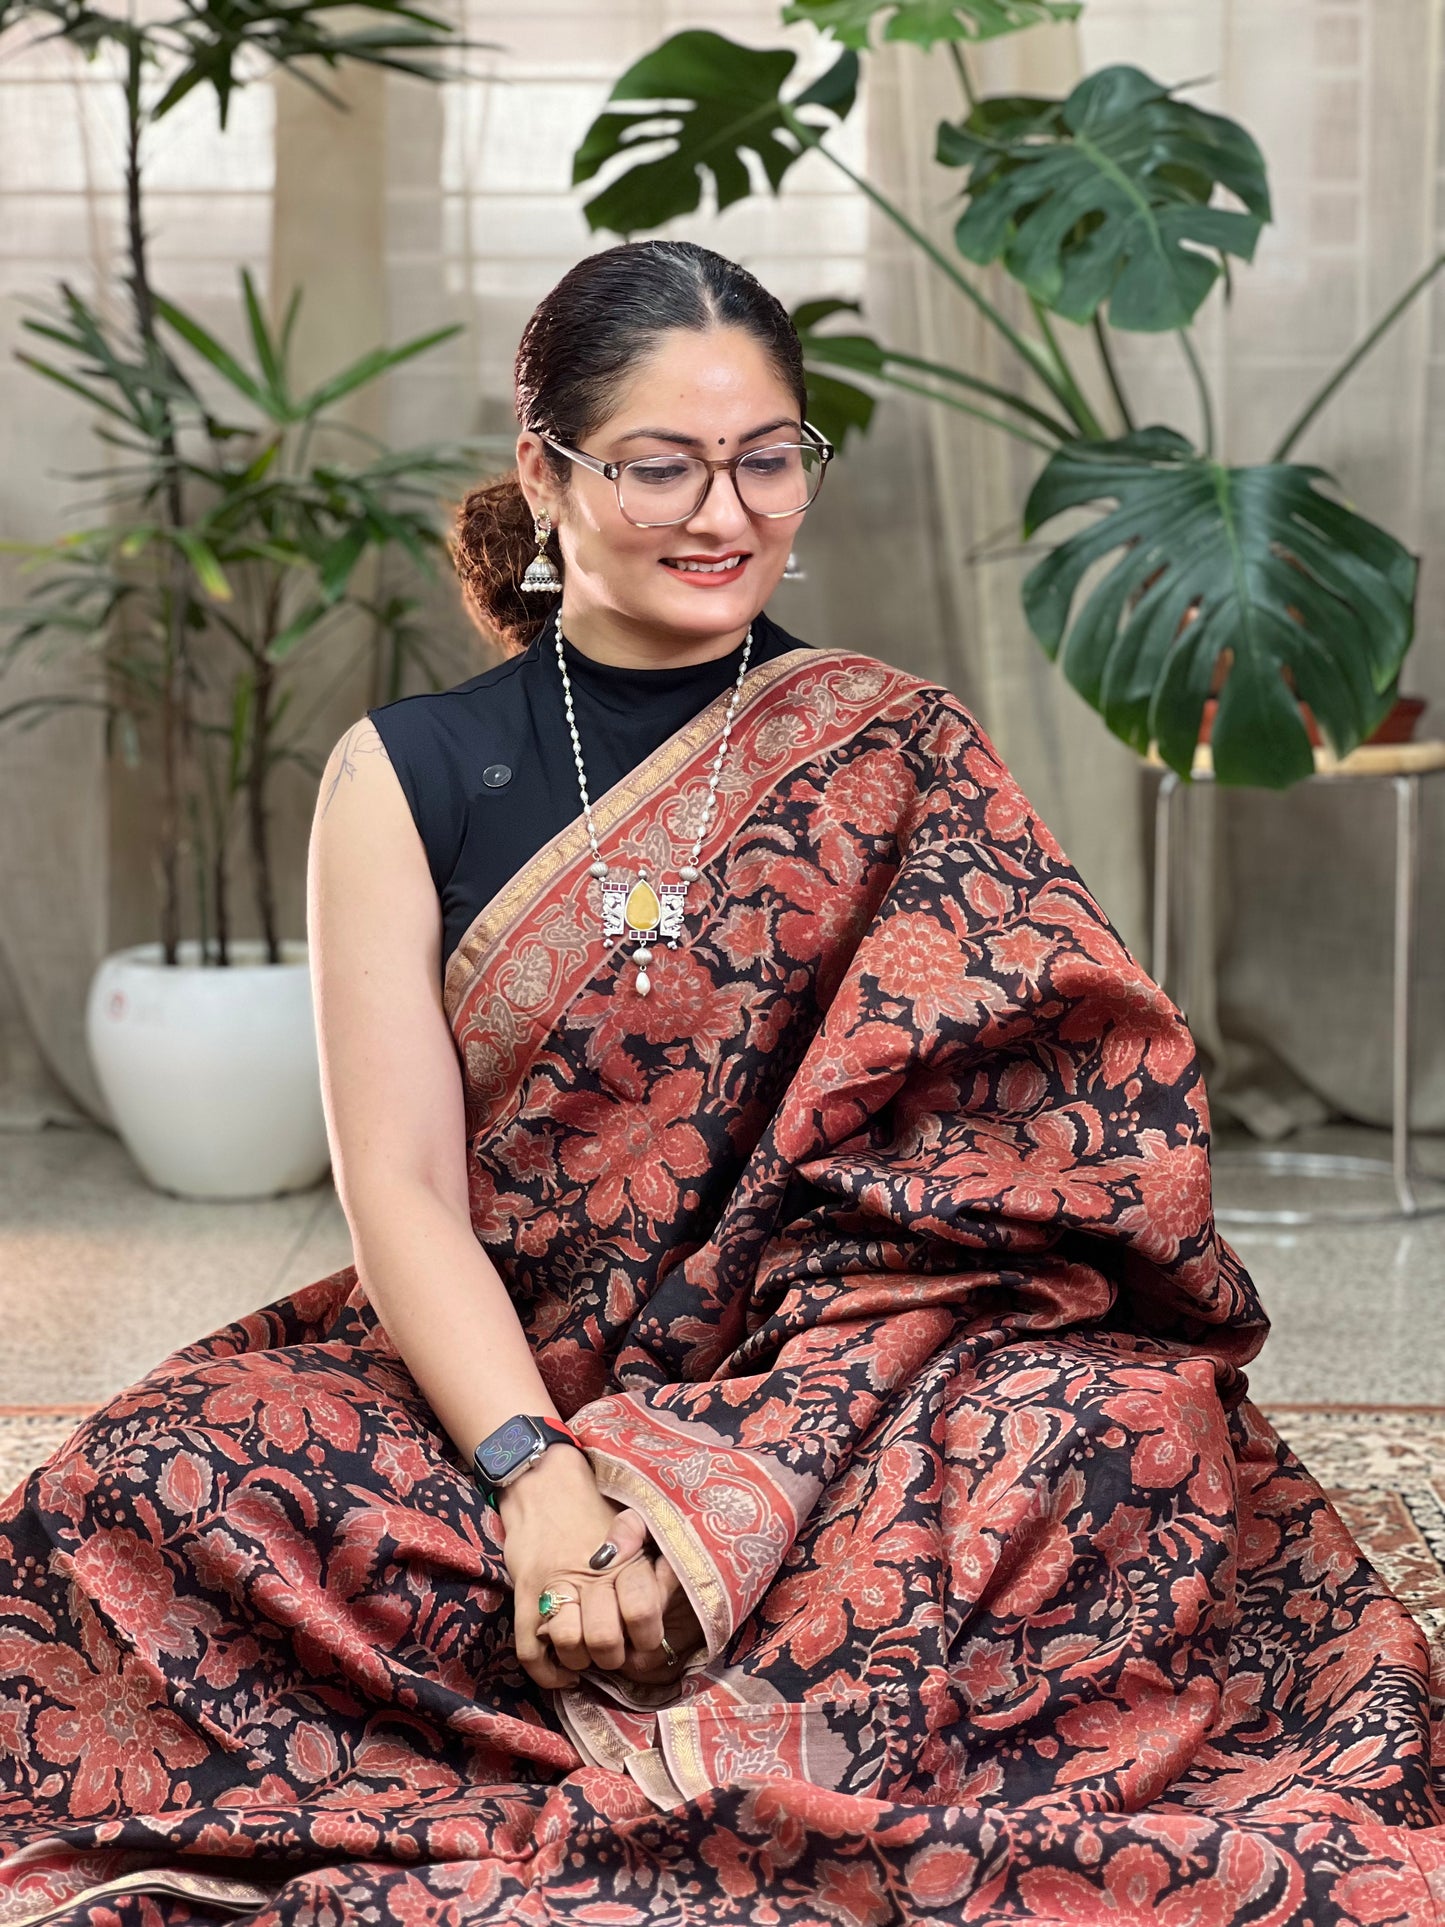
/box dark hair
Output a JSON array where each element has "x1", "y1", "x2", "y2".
[{"x1": 452, "y1": 240, "x2": 807, "y2": 654}]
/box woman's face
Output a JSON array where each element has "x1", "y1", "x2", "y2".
[{"x1": 516, "y1": 326, "x2": 807, "y2": 653}]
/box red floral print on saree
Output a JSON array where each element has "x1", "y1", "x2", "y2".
[{"x1": 0, "y1": 646, "x2": 1440, "y2": 1927}]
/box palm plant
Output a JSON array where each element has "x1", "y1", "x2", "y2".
[
  {"x1": 5, "y1": 275, "x2": 484, "y2": 963},
  {"x1": 570, "y1": 3, "x2": 1443, "y2": 788},
  {"x1": 0, "y1": 0, "x2": 487, "y2": 958}
]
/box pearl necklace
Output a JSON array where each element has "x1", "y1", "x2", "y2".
[{"x1": 554, "y1": 607, "x2": 754, "y2": 997}]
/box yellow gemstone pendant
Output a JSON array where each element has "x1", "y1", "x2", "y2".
[{"x1": 623, "y1": 879, "x2": 662, "y2": 933}]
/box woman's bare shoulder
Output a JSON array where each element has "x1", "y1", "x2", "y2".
[
  {"x1": 317, "y1": 718, "x2": 395, "y2": 825},
  {"x1": 309, "y1": 717, "x2": 438, "y2": 971}
]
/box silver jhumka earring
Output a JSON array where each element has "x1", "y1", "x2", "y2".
[{"x1": 520, "y1": 511, "x2": 562, "y2": 594}]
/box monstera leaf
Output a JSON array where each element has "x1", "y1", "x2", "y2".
[
  {"x1": 786, "y1": 300, "x2": 878, "y2": 450},
  {"x1": 1022, "y1": 429, "x2": 1416, "y2": 786},
  {"x1": 791, "y1": 298, "x2": 881, "y2": 450},
  {"x1": 937, "y1": 66, "x2": 1270, "y2": 331},
  {"x1": 573, "y1": 31, "x2": 858, "y2": 236},
  {"x1": 780, "y1": 0, "x2": 1080, "y2": 51}
]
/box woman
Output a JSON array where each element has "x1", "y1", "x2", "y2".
[{"x1": 0, "y1": 239, "x2": 1440, "y2": 1926}]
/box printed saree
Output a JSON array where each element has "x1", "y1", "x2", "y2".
[{"x1": 1, "y1": 645, "x2": 1441, "y2": 1926}]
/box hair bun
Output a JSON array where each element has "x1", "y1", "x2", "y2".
[{"x1": 452, "y1": 470, "x2": 558, "y2": 655}]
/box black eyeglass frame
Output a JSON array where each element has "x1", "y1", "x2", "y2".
[{"x1": 533, "y1": 420, "x2": 835, "y2": 528}]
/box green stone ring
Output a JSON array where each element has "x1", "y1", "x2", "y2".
[{"x1": 537, "y1": 1586, "x2": 576, "y2": 1621}]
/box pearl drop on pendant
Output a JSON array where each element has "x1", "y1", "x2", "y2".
[{"x1": 636, "y1": 970, "x2": 651, "y2": 997}]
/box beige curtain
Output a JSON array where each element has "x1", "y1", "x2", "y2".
[
  {"x1": 2, "y1": 0, "x2": 1441, "y2": 1132},
  {"x1": 0, "y1": 38, "x2": 124, "y2": 1123}
]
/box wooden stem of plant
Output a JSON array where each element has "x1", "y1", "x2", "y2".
[
  {"x1": 188, "y1": 795, "x2": 208, "y2": 966},
  {"x1": 251, "y1": 583, "x2": 281, "y2": 965},
  {"x1": 213, "y1": 832, "x2": 230, "y2": 967},
  {"x1": 249, "y1": 684, "x2": 279, "y2": 966},
  {"x1": 197, "y1": 723, "x2": 230, "y2": 966},
  {"x1": 125, "y1": 37, "x2": 190, "y2": 965},
  {"x1": 1272, "y1": 248, "x2": 1445, "y2": 462}
]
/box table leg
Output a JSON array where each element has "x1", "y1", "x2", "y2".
[
  {"x1": 1391, "y1": 773, "x2": 1419, "y2": 1215},
  {"x1": 1152, "y1": 771, "x2": 1179, "y2": 996}
]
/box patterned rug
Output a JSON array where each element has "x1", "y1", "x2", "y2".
[
  {"x1": 1259, "y1": 1404, "x2": 1445, "y2": 1692},
  {"x1": 1, "y1": 1400, "x2": 1441, "y2": 1678}
]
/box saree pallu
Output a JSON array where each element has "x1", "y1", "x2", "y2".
[{"x1": 1, "y1": 646, "x2": 1441, "y2": 1927}]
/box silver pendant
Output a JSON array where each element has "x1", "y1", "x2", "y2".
[
  {"x1": 598, "y1": 874, "x2": 689, "y2": 953},
  {"x1": 600, "y1": 881, "x2": 628, "y2": 940},
  {"x1": 658, "y1": 882, "x2": 687, "y2": 942}
]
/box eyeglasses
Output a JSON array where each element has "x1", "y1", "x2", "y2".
[{"x1": 535, "y1": 420, "x2": 834, "y2": 528}]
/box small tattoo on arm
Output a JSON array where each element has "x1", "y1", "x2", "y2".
[{"x1": 323, "y1": 723, "x2": 390, "y2": 816}]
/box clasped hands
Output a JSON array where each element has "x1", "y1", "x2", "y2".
[{"x1": 498, "y1": 1443, "x2": 704, "y2": 1692}]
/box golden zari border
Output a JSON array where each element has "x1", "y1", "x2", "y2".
[
  {"x1": 1, "y1": 1868, "x2": 281, "y2": 1927},
  {"x1": 586, "y1": 1449, "x2": 732, "y2": 1649}
]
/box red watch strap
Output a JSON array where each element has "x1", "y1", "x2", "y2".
[{"x1": 539, "y1": 1417, "x2": 582, "y2": 1451}]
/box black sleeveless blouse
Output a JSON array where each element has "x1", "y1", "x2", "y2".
[{"x1": 367, "y1": 605, "x2": 806, "y2": 966}]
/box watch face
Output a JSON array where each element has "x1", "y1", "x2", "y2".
[{"x1": 474, "y1": 1416, "x2": 542, "y2": 1481}]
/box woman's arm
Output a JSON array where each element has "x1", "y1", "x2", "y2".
[
  {"x1": 308, "y1": 718, "x2": 558, "y2": 1459},
  {"x1": 306, "y1": 718, "x2": 668, "y2": 1686}
]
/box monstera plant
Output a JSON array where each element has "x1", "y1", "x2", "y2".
[{"x1": 570, "y1": 3, "x2": 1442, "y2": 787}]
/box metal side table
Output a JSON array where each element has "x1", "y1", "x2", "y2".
[{"x1": 1151, "y1": 738, "x2": 1445, "y2": 1225}]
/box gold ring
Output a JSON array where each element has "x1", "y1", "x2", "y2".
[
  {"x1": 660, "y1": 1634, "x2": 679, "y2": 1665},
  {"x1": 537, "y1": 1586, "x2": 577, "y2": 1621}
]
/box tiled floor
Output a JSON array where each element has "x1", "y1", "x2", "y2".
[
  {"x1": 1214, "y1": 1123, "x2": 1445, "y2": 1403},
  {"x1": 0, "y1": 1121, "x2": 1441, "y2": 1409},
  {"x1": 0, "y1": 1125, "x2": 352, "y2": 1405}
]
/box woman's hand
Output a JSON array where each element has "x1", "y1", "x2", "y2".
[
  {"x1": 608, "y1": 1533, "x2": 709, "y2": 1688},
  {"x1": 500, "y1": 1446, "x2": 668, "y2": 1690}
]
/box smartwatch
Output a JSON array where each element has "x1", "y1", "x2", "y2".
[{"x1": 471, "y1": 1414, "x2": 582, "y2": 1510}]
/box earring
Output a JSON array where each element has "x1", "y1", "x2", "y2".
[
  {"x1": 782, "y1": 548, "x2": 805, "y2": 581},
  {"x1": 521, "y1": 511, "x2": 562, "y2": 594}
]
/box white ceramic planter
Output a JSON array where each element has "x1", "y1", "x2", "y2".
[{"x1": 86, "y1": 940, "x2": 331, "y2": 1200}]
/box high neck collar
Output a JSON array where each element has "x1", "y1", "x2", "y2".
[{"x1": 544, "y1": 611, "x2": 772, "y2": 682}]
